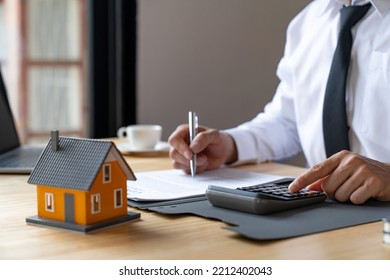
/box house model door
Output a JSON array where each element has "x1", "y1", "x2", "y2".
[{"x1": 64, "y1": 193, "x2": 75, "y2": 223}]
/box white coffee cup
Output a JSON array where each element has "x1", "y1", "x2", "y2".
[{"x1": 117, "y1": 124, "x2": 162, "y2": 150}]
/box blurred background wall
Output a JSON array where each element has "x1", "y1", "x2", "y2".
[{"x1": 137, "y1": 0, "x2": 310, "y2": 142}]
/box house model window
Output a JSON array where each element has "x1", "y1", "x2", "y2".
[
  {"x1": 103, "y1": 164, "x2": 111, "y2": 183},
  {"x1": 45, "y1": 193, "x2": 54, "y2": 212},
  {"x1": 91, "y1": 194, "x2": 101, "y2": 214},
  {"x1": 114, "y1": 189, "x2": 123, "y2": 208}
]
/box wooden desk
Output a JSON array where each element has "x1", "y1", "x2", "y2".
[{"x1": 1, "y1": 154, "x2": 389, "y2": 260}]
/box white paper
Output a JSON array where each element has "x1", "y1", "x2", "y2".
[{"x1": 127, "y1": 168, "x2": 285, "y2": 201}]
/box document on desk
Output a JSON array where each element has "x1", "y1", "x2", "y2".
[{"x1": 127, "y1": 168, "x2": 284, "y2": 201}]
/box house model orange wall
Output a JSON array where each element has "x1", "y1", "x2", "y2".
[{"x1": 36, "y1": 160, "x2": 128, "y2": 225}]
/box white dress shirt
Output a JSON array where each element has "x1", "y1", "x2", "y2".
[{"x1": 226, "y1": 0, "x2": 390, "y2": 167}]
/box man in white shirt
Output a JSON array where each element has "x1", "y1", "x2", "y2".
[{"x1": 168, "y1": 0, "x2": 390, "y2": 204}]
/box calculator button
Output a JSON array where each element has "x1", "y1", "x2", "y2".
[
  {"x1": 271, "y1": 191, "x2": 284, "y2": 195},
  {"x1": 261, "y1": 190, "x2": 273, "y2": 194}
]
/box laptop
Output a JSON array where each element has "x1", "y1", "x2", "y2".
[{"x1": 0, "y1": 69, "x2": 43, "y2": 174}]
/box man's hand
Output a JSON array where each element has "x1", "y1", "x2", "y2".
[
  {"x1": 168, "y1": 124, "x2": 237, "y2": 174},
  {"x1": 289, "y1": 150, "x2": 390, "y2": 204}
]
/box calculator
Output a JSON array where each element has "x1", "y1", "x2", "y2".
[{"x1": 206, "y1": 178, "x2": 327, "y2": 214}]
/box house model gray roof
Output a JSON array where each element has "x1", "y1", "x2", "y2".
[{"x1": 28, "y1": 136, "x2": 136, "y2": 191}]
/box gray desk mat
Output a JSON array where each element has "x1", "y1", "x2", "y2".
[{"x1": 129, "y1": 198, "x2": 390, "y2": 240}]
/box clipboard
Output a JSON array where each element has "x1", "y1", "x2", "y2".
[{"x1": 129, "y1": 196, "x2": 390, "y2": 240}]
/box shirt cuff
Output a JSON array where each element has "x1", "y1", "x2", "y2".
[{"x1": 224, "y1": 127, "x2": 258, "y2": 166}]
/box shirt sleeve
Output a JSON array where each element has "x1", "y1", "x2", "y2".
[{"x1": 225, "y1": 21, "x2": 303, "y2": 165}]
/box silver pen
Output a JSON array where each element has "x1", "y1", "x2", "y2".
[{"x1": 188, "y1": 111, "x2": 198, "y2": 177}]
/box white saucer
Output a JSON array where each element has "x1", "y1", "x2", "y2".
[{"x1": 116, "y1": 141, "x2": 170, "y2": 154}]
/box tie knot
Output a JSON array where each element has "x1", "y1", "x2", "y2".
[{"x1": 340, "y1": 3, "x2": 371, "y2": 31}]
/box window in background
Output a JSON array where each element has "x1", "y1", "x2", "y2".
[
  {"x1": 1, "y1": 0, "x2": 137, "y2": 143},
  {"x1": 1, "y1": 0, "x2": 88, "y2": 144}
]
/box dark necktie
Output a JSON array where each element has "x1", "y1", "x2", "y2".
[{"x1": 322, "y1": 3, "x2": 371, "y2": 158}]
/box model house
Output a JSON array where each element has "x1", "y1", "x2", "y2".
[{"x1": 26, "y1": 131, "x2": 139, "y2": 232}]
